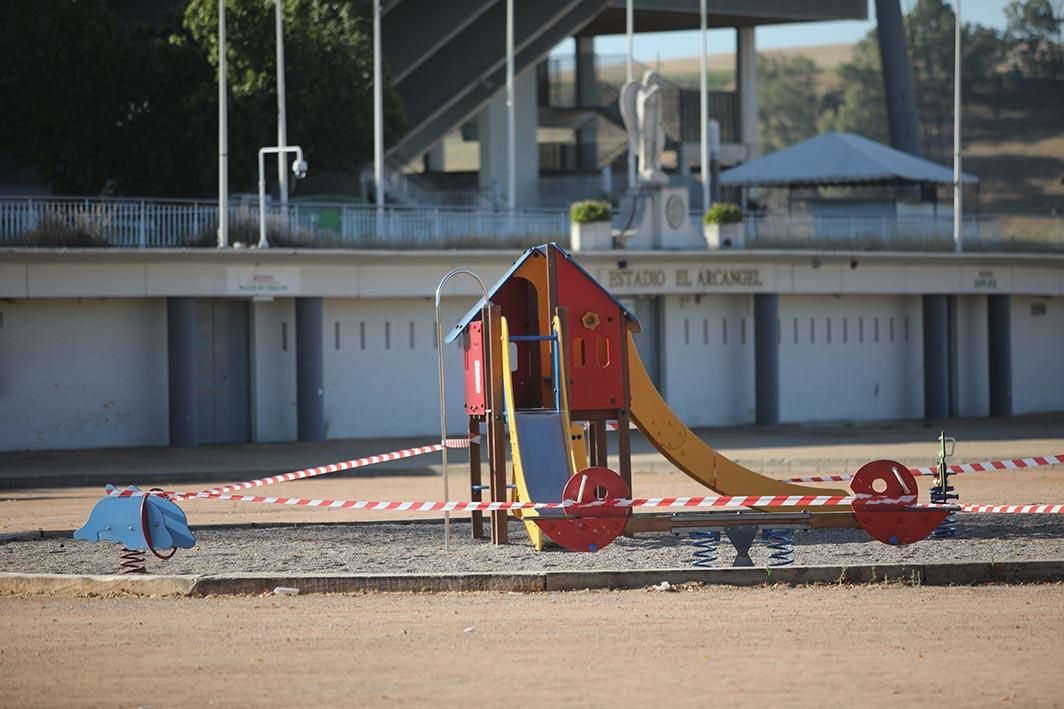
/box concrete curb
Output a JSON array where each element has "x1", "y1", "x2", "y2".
[
  {"x1": 3, "y1": 560, "x2": 1064, "y2": 597},
  {"x1": 0, "y1": 572, "x2": 196, "y2": 596}
]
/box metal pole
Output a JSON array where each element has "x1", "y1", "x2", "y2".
[
  {"x1": 435, "y1": 270, "x2": 489, "y2": 554},
  {"x1": 275, "y1": 0, "x2": 289, "y2": 215},
  {"x1": 218, "y1": 0, "x2": 228, "y2": 248},
  {"x1": 258, "y1": 145, "x2": 304, "y2": 248},
  {"x1": 373, "y1": 0, "x2": 385, "y2": 237},
  {"x1": 506, "y1": 0, "x2": 516, "y2": 214},
  {"x1": 259, "y1": 148, "x2": 267, "y2": 248},
  {"x1": 626, "y1": 0, "x2": 635, "y2": 190},
  {"x1": 699, "y1": 0, "x2": 709, "y2": 211},
  {"x1": 953, "y1": 0, "x2": 962, "y2": 253}
]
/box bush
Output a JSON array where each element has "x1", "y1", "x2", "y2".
[
  {"x1": 703, "y1": 203, "x2": 743, "y2": 225},
  {"x1": 9, "y1": 214, "x2": 109, "y2": 248},
  {"x1": 569, "y1": 200, "x2": 612, "y2": 224}
]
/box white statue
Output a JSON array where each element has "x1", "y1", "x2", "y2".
[{"x1": 619, "y1": 71, "x2": 668, "y2": 187}]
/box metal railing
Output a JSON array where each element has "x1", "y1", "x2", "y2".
[
  {"x1": 2, "y1": 196, "x2": 1046, "y2": 253},
  {"x1": 0, "y1": 196, "x2": 569, "y2": 249},
  {"x1": 742, "y1": 214, "x2": 1004, "y2": 251}
]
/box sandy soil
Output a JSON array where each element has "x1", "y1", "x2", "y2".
[{"x1": 2, "y1": 585, "x2": 1063, "y2": 708}]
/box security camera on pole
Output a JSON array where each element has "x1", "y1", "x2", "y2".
[{"x1": 258, "y1": 146, "x2": 308, "y2": 248}]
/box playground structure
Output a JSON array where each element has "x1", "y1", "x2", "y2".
[
  {"x1": 73, "y1": 242, "x2": 1064, "y2": 571},
  {"x1": 443, "y1": 243, "x2": 952, "y2": 558}
]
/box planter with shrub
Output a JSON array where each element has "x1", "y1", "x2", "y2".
[
  {"x1": 702, "y1": 202, "x2": 744, "y2": 249},
  {"x1": 569, "y1": 199, "x2": 613, "y2": 251}
]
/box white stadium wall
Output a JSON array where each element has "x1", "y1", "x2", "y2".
[
  {"x1": 661, "y1": 294, "x2": 756, "y2": 426},
  {"x1": 778, "y1": 295, "x2": 923, "y2": 423},
  {"x1": 0, "y1": 298, "x2": 168, "y2": 450},
  {"x1": 0, "y1": 252, "x2": 1061, "y2": 451},
  {"x1": 322, "y1": 297, "x2": 475, "y2": 439},
  {"x1": 1012, "y1": 296, "x2": 1064, "y2": 415}
]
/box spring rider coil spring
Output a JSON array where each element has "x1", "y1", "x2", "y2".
[
  {"x1": 761, "y1": 528, "x2": 796, "y2": 566},
  {"x1": 689, "y1": 530, "x2": 721, "y2": 568},
  {"x1": 119, "y1": 547, "x2": 148, "y2": 574}
]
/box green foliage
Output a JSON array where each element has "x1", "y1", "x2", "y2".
[
  {"x1": 0, "y1": 1, "x2": 142, "y2": 193},
  {"x1": 0, "y1": 0, "x2": 404, "y2": 197},
  {"x1": 818, "y1": 36, "x2": 889, "y2": 144},
  {"x1": 182, "y1": 0, "x2": 405, "y2": 192},
  {"x1": 569, "y1": 200, "x2": 611, "y2": 223},
  {"x1": 758, "y1": 55, "x2": 821, "y2": 152},
  {"x1": 1005, "y1": 0, "x2": 1064, "y2": 79},
  {"x1": 703, "y1": 203, "x2": 742, "y2": 225}
]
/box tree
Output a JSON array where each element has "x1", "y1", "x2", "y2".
[
  {"x1": 181, "y1": 0, "x2": 405, "y2": 194},
  {"x1": 0, "y1": 1, "x2": 141, "y2": 193},
  {"x1": 0, "y1": 0, "x2": 404, "y2": 197},
  {"x1": 818, "y1": 36, "x2": 889, "y2": 144},
  {"x1": 758, "y1": 55, "x2": 821, "y2": 152},
  {"x1": 1005, "y1": 0, "x2": 1064, "y2": 79}
]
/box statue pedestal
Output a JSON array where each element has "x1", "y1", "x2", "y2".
[{"x1": 620, "y1": 186, "x2": 704, "y2": 251}]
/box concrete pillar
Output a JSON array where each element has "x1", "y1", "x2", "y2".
[
  {"x1": 874, "y1": 0, "x2": 923, "y2": 157},
  {"x1": 167, "y1": 297, "x2": 197, "y2": 448},
  {"x1": 923, "y1": 294, "x2": 950, "y2": 420},
  {"x1": 736, "y1": 26, "x2": 759, "y2": 158},
  {"x1": 754, "y1": 293, "x2": 779, "y2": 425},
  {"x1": 987, "y1": 294, "x2": 1012, "y2": 417},
  {"x1": 575, "y1": 35, "x2": 598, "y2": 173},
  {"x1": 478, "y1": 67, "x2": 540, "y2": 206},
  {"x1": 296, "y1": 297, "x2": 325, "y2": 442}
]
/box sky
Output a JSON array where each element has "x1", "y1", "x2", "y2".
[{"x1": 557, "y1": 0, "x2": 1013, "y2": 59}]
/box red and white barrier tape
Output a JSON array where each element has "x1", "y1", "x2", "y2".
[
  {"x1": 173, "y1": 437, "x2": 478, "y2": 501},
  {"x1": 783, "y1": 453, "x2": 1064, "y2": 484},
  {"x1": 113, "y1": 488, "x2": 913, "y2": 511},
  {"x1": 106, "y1": 487, "x2": 1064, "y2": 514},
  {"x1": 959, "y1": 503, "x2": 1064, "y2": 515}
]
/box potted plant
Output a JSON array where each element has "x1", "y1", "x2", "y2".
[
  {"x1": 569, "y1": 199, "x2": 613, "y2": 251},
  {"x1": 703, "y1": 202, "x2": 744, "y2": 249}
]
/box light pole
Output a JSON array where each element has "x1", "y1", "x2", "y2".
[
  {"x1": 258, "y1": 145, "x2": 307, "y2": 248},
  {"x1": 699, "y1": 0, "x2": 709, "y2": 211},
  {"x1": 953, "y1": 0, "x2": 963, "y2": 253},
  {"x1": 275, "y1": 0, "x2": 289, "y2": 216},
  {"x1": 506, "y1": 0, "x2": 515, "y2": 213},
  {"x1": 218, "y1": 0, "x2": 229, "y2": 248},
  {"x1": 626, "y1": 0, "x2": 635, "y2": 190},
  {"x1": 373, "y1": 0, "x2": 384, "y2": 237}
]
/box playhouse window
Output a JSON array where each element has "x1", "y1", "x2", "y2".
[
  {"x1": 572, "y1": 337, "x2": 586, "y2": 367},
  {"x1": 595, "y1": 336, "x2": 610, "y2": 368}
]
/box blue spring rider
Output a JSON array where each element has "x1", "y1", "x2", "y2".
[{"x1": 74, "y1": 485, "x2": 196, "y2": 573}]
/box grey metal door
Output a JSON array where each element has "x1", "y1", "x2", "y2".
[{"x1": 196, "y1": 300, "x2": 250, "y2": 444}]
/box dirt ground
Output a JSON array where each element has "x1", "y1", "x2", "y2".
[
  {"x1": 2, "y1": 585, "x2": 1063, "y2": 708},
  {"x1": 2, "y1": 420, "x2": 1063, "y2": 707}
]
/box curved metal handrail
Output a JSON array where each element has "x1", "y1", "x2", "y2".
[{"x1": 435, "y1": 269, "x2": 489, "y2": 552}]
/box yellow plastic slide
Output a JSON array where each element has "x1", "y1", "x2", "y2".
[
  {"x1": 500, "y1": 316, "x2": 588, "y2": 550},
  {"x1": 626, "y1": 331, "x2": 851, "y2": 506}
]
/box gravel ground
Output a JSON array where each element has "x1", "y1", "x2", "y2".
[{"x1": 3, "y1": 513, "x2": 1064, "y2": 575}]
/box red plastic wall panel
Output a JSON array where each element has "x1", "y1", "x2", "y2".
[
  {"x1": 494, "y1": 275, "x2": 545, "y2": 409},
  {"x1": 463, "y1": 322, "x2": 486, "y2": 415},
  {"x1": 556, "y1": 258, "x2": 626, "y2": 412}
]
